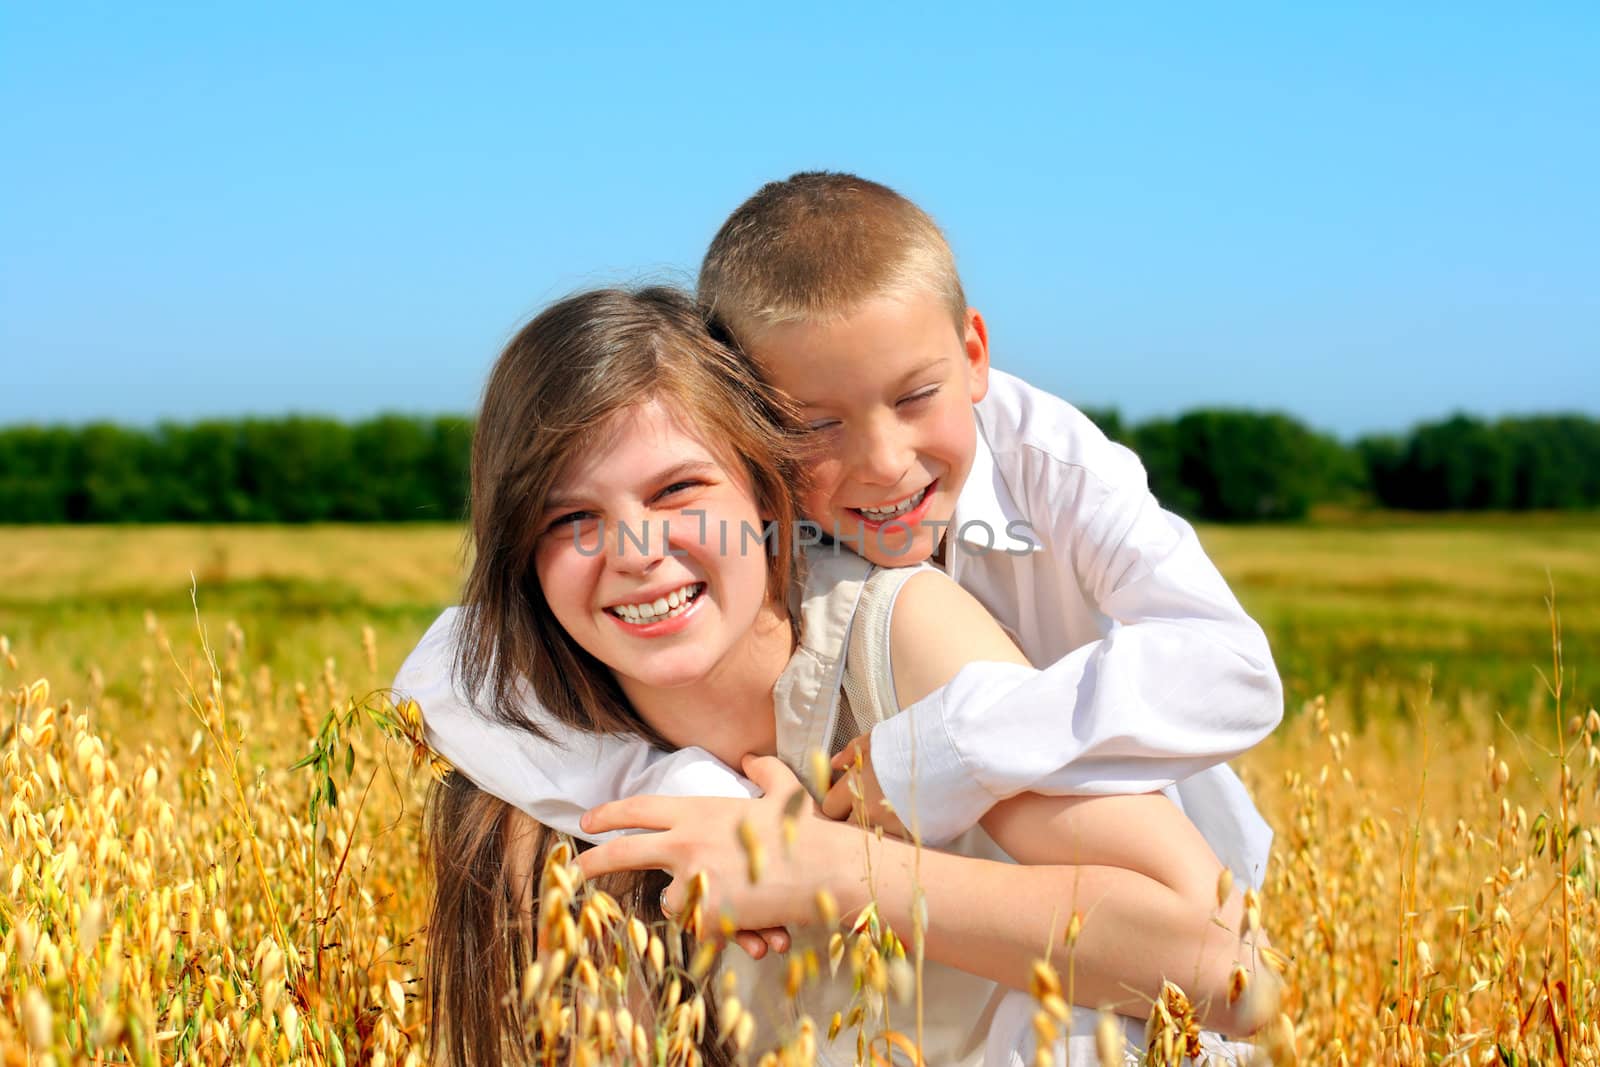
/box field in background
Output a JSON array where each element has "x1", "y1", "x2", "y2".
[
  {"x1": 2, "y1": 517, "x2": 1597, "y2": 1062},
  {"x1": 2, "y1": 516, "x2": 1594, "y2": 722},
  {"x1": 1201, "y1": 512, "x2": 1599, "y2": 718}
]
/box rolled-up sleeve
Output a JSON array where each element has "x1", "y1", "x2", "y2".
[{"x1": 393, "y1": 608, "x2": 756, "y2": 841}]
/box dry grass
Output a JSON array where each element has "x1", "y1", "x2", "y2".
[{"x1": 2, "y1": 521, "x2": 1596, "y2": 1063}]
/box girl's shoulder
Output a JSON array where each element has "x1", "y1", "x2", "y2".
[
  {"x1": 780, "y1": 551, "x2": 945, "y2": 753},
  {"x1": 794, "y1": 552, "x2": 943, "y2": 666},
  {"x1": 875, "y1": 566, "x2": 1031, "y2": 711},
  {"x1": 785, "y1": 548, "x2": 1028, "y2": 730}
]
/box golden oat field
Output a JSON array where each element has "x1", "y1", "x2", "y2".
[{"x1": 2, "y1": 518, "x2": 1598, "y2": 1065}]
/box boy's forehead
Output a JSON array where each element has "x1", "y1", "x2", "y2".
[{"x1": 746, "y1": 292, "x2": 961, "y2": 401}]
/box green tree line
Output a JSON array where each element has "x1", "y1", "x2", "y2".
[
  {"x1": 0, "y1": 416, "x2": 471, "y2": 523},
  {"x1": 0, "y1": 411, "x2": 1596, "y2": 523}
]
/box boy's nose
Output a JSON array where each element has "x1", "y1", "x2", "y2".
[{"x1": 854, "y1": 423, "x2": 914, "y2": 487}]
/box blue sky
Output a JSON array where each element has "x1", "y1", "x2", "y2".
[{"x1": 3, "y1": 3, "x2": 1595, "y2": 438}]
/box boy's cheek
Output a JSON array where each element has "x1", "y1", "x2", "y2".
[
  {"x1": 798, "y1": 490, "x2": 832, "y2": 528},
  {"x1": 798, "y1": 460, "x2": 846, "y2": 521},
  {"x1": 928, "y1": 409, "x2": 980, "y2": 505}
]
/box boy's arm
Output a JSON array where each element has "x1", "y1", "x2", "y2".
[
  {"x1": 393, "y1": 608, "x2": 757, "y2": 841},
  {"x1": 869, "y1": 447, "x2": 1283, "y2": 847},
  {"x1": 819, "y1": 573, "x2": 1270, "y2": 1030}
]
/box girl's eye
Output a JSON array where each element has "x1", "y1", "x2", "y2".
[
  {"x1": 545, "y1": 510, "x2": 596, "y2": 534},
  {"x1": 656, "y1": 480, "x2": 704, "y2": 500},
  {"x1": 898, "y1": 386, "x2": 939, "y2": 408},
  {"x1": 805, "y1": 419, "x2": 842, "y2": 434}
]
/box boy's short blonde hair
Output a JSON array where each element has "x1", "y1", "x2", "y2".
[{"x1": 699, "y1": 171, "x2": 968, "y2": 343}]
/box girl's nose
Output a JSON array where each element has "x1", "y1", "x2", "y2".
[{"x1": 608, "y1": 514, "x2": 668, "y2": 575}]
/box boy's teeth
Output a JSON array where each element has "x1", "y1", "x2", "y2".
[{"x1": 857, "y1": 486, "x2": 927, "y2": 520}]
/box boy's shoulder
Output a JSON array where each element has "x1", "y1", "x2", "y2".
[{"x1": 977, "y1": 368, "x2": 1147, "y2": 495}]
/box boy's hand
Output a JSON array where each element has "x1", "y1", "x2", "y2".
[
  {"x1": 579, "y1": 756, "x2": 849, "y2": 933},
  {"x1": 822, "y1": 734, "x2": 909, "y2": 839}
]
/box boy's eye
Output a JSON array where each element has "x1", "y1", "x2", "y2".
[{"x1": 897, "y1": 385, "x2": 939, "y2": 408}]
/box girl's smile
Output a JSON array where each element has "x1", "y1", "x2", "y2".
[{"x1": 605, "y1": 580, "x2": 708, "y2": 634}]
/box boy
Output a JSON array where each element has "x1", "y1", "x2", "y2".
[{"x1": 396, "y1": 171, "x2": 1280, "y2": 890}]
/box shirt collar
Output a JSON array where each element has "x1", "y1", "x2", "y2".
[{"x1": 948, "y1": 417, "x2": 1041, "y2": 556}]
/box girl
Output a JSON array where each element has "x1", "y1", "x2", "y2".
[{"x1": 426, "y1": 287, "x2": 1268, "y2": 1066}]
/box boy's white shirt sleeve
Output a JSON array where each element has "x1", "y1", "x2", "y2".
[
  {"x1": 393, "y1": 607, "x2": 758, "y2": 842},
  {"x1": 869, "y1": 383, "x2": 1283, "y2": 848}
]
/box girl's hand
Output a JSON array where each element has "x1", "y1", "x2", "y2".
[{"x1": 578, "y1": 754, "x2": 847, "y2": 934}]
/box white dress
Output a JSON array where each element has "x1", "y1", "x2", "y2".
[{"x1": 737, "y1": 550, "x2": 1251, "y2": 1066}]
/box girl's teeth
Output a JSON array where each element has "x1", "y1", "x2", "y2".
[{"x1": 615, "y1": 584, "x2": 701, "y2": 623}]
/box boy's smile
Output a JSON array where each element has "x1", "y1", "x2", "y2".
[
  {"x1": 749, "y1": 291, "x2": 990, "y2": 566},
  {"x1": 850, "y1": 481, "x2": 934, "y2": 526}
]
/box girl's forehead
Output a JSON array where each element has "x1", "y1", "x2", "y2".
[
  {"x1": 605, "y1": 397, "x2": 727, "y2": 464},
  {"x1": 549, "y1": 398, "x2": 732, "y2": 493}
]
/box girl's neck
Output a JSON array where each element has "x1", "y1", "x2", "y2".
[{"x1": 616, "y1": 599, "x2": 793, "y2": 768}]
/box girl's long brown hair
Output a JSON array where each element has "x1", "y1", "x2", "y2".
[
  {"x1": 458, "y1": 285, "x2": 802, "y2": 746},
  {"x1": 426, "y1": 287, "x2": 805, "y2": 1066},
  {"x1": 425, "y1": 772, "x2": 679, "y2": 1066}
]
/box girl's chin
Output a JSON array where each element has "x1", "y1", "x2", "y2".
[{"x1": 618, "y1": 661, "x2": 718, "y2": 692}]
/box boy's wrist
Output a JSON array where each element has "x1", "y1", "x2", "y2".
[{"x1": 869, "y1": 710, "x2": 991, "y2": 846}]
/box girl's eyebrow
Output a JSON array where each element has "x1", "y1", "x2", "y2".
[
  {"x1": 646, "y1": 459, "x2": 720, "y2": 489},
  {"x1": 544, "y1": 460, "x2": 719, "y2": 511}
]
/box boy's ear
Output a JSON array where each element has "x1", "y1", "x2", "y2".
[{"x1": 963, "y1": 308, "x2": 991, "y2": 404}]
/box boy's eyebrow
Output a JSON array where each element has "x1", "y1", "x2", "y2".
[
  {"x1": 893, "y1": 357, "x2": 948, "y2": 386},
  {"x1": 543, "y1": 460, "x2": 719, "y2": 511},
  {"x1": 792, "y1": 357, "x2": 948, "y2": 408}
]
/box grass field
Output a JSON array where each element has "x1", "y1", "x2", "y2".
[
  {"x1": 2, "y1": 516, "x2": 1593, "y2": 720},
  {"x1": 2, "y1": 517, "x2": 1597, "y2": 1063}
]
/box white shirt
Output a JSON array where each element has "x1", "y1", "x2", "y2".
[
  {"x1": 393, "y1": 368, "x2": 1282, "y2": 884},
  {"x1": 868, "y1": 369, "x2": 1280, "y2": 883}
]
